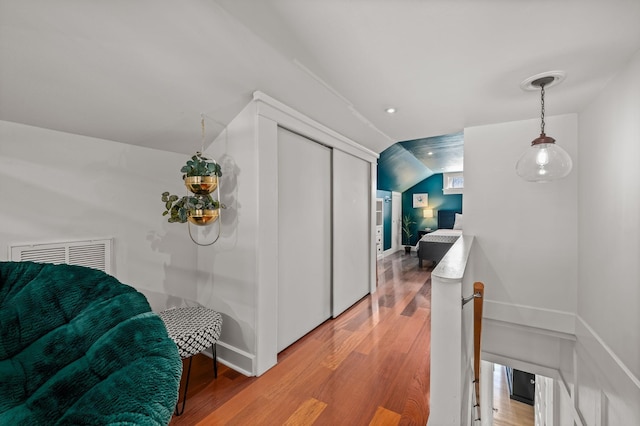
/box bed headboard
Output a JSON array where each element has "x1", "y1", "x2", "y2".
[{"x1": 437, "y1": 210, "x2": 461, "y2": 229}]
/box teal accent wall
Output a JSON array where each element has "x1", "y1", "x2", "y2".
[
  {"x1": 401, "y1": 174, "x2": 463, "y2": 245},
  {"x1": 376, "y1": 190, "x2": 392, "y2": 250}
]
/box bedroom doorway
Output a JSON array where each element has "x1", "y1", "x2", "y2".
[{"x1": 391, "y1": 191, "x2": 401, "y2": 253}]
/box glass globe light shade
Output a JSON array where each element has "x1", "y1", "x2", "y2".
[{"x1": 516, "y1": 142, "x2": 572, "y2": 182}]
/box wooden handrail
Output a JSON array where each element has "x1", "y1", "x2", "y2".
[{"x1": 473, "y1": 281, "x2": 484, "y2": 404}]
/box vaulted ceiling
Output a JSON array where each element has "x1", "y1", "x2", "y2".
[
  {"x1": 1, "y1": 1, "x2": 639, "y2": 158},
  {"x1": 378, "y1": 132, "x2": 463, "y2": 193}
]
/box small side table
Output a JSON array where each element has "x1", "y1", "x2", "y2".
[
  {"x1": 158, "y1": 306, "x2": 223, "y2": 416},
  {"x1": 418, "y1": 229, "x2": 434, "y2": 239}
]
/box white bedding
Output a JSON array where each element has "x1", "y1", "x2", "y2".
[{"x1": 415, "y1": 229, "x2": 462, "y2": 249}]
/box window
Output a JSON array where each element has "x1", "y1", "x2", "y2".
[{"x1": 443, "y1": 172, "x2": 464, "y2": 195}]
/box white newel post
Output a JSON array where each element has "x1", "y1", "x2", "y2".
[
  {"x1": 430, "y1": 275, "x2": 463, "y2": 424},
  {"x1": 428, "y1": 236, "x2": 474, "y2": 426}
]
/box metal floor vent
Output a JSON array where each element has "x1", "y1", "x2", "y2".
[{"x1": 10, "y1": 238, "x2": 113, "y2": 274}]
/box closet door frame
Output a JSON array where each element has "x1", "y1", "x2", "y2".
[{"x1": 253, "y1": 92, "x2": 378, "y2": 375}]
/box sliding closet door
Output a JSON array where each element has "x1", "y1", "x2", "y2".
[
  {"x1": 332, "y1": 149, "x2": 371, "y2": 317},
  {"x1": 277, "y1": 127, "x2": 332, "y2": 352}
]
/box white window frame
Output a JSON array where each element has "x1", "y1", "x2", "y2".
[{"x1": 443, "y1": 171, "x2": 464, "y2": 195}]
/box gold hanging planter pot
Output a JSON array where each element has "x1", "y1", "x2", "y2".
[
  {"x1": 187, "y1": 209, "x2": 220, "y2": 226},
  {"x1": 184, "y1": 175, "x2": 218, "y2": 195},
  {"x1": 161, "y1": 115, "x2": 225, "y2": 246}
]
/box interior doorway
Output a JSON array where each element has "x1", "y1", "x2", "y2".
[{"x1": 485, "y1": 362, "x2": 554, "y2": 426}]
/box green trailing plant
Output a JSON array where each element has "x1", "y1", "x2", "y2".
[
  {"x1": 181, "y1": 152, "x2": 222, "y2": 178},
  {"x1": 162, "y1": 152, "x2": 226, "y2": 224},
  {"x1": 161, "y1": 192, "x2": 224, "y2": 223},
  {"x1": 402, "y1": 214, "x2": 416, "y2": 246}
]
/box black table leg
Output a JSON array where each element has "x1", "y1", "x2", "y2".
[{"x1": 175, "y1": 356, "x2": 193, "y2": 416}]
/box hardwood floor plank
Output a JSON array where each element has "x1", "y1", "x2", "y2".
[
  {"x1": 313, "y1": 351, "x2": 399, "y2": 425},
  {"x1": 319, "y1": 328, "x2": 363, "y2": 370},
  {"x1": 354, "y1": 308, "x2": 406, "y2": 355},
  {"x1": 369, "y1": 406, "x2": 401, "y2": 426},
  {"x1": 172, "y1": 252, "x2": 432, "y2": 425},
  {"x1": 382, "y1": 321, "x2": 430, "y2": 417},
  {"x1": 283, "y1": 398, "x2": 328, "y2": 425},
  {"x1": 493, "y1": 365, "x2": 534, "y2": 426}
]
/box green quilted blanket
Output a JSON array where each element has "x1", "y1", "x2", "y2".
[{"x1": 0, "y1": 261, "x2": 182, "y2": 425}]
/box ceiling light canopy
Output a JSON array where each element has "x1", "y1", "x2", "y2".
[{"x1": 516, "y1": 73, "x2": 572, "y2": 183}]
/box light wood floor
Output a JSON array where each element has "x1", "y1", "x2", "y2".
[
  {"x1": 493, "y1": 365, "x2": 534, "y2": 426},
  {"x1": 169, "y1": 251, "x2": 431, "y2": 425}
]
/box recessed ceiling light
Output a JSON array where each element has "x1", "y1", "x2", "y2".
[
  {"x1": 427, "y1": 151, "x2": 433, "y2": 156},
  {"x1": 385, "y1": 107, "x2": 397, "y2": 114}
]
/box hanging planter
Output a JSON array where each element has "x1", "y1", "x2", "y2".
[
  {"x1": 181, "y1": 151, "x2": 222, "y2": 193},
  {"x1": 187, "y1": 209, "x2": 220, "y2": 226},
  {"x1": 181, "y1": 152, "x2": 222, "y2": 178},
  {"x1": 161, "y1": 193, "x2": 223, "y2": 224},
  {"x1": 184, "y1": 175, "x2": 218, "y2": 195},
  {"x1": 160, "y1": 116, "x2": 225, "y2": 246}
]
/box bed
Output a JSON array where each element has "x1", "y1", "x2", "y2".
[{"x1": 416, "y1": 210, "x2": 462, "y2": 268}]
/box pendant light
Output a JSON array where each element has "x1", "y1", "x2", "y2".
[{"x1": 516, "y1": 74, "x2": 572, "y2": 182}]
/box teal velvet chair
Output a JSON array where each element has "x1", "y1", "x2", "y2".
[{"x1": 0, "y1": 261, "x2": 182, "y2": 425}]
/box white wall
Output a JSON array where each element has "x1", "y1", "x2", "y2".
[
  {"x1": 195, "y1": 102, "x2": 260, "y2": 375},
  {"x1": 462, "y1": 114, "x2": 579, "y2": 421},
  {"x1": 463, "y1": 114, "x2": 579, "y2": 335},
  {"x1": 196, "y1": 93, "x2": 378, "y2": 376},
  {"x1": 575, "y1": 48, "x2": 640, "y2": 424},
  {"x1": 464, "y1": 49, "x2": 640, "y2": 425},
  {"x1": 0, "y1": 120, "x2": 199, "y2": 304},
  {"x1": 578, "y1": 49, "x2": 640, "y2": 382}
]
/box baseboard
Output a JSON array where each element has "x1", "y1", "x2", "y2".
[
  {"x1": 202, "y1": 341, "x2": 255, "y2": 377},
  {"x1": 383, "y1": 247, "x2": 403, "y2": 257},
  {"x1": 483, "y1": 299, "x2": 576, "y2": 335}
]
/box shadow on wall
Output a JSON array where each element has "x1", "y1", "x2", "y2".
[
  {"x1": 218, "y1": 153, "x2": 240, "y2": 233},
  {"x1": 146, "y1": 228, "x2": 198, "y2": 302},
  {"x1": 137, "y1": 286, "x2": 254, "y2": 360}
]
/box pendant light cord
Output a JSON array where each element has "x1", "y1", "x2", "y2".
[{"x1": 540, "y1": 84, "x2": 546, "y2": 135}]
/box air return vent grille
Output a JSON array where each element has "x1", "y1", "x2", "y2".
[{"x1": 10, "y1": 239, "x2": 113, "y2": 274}]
